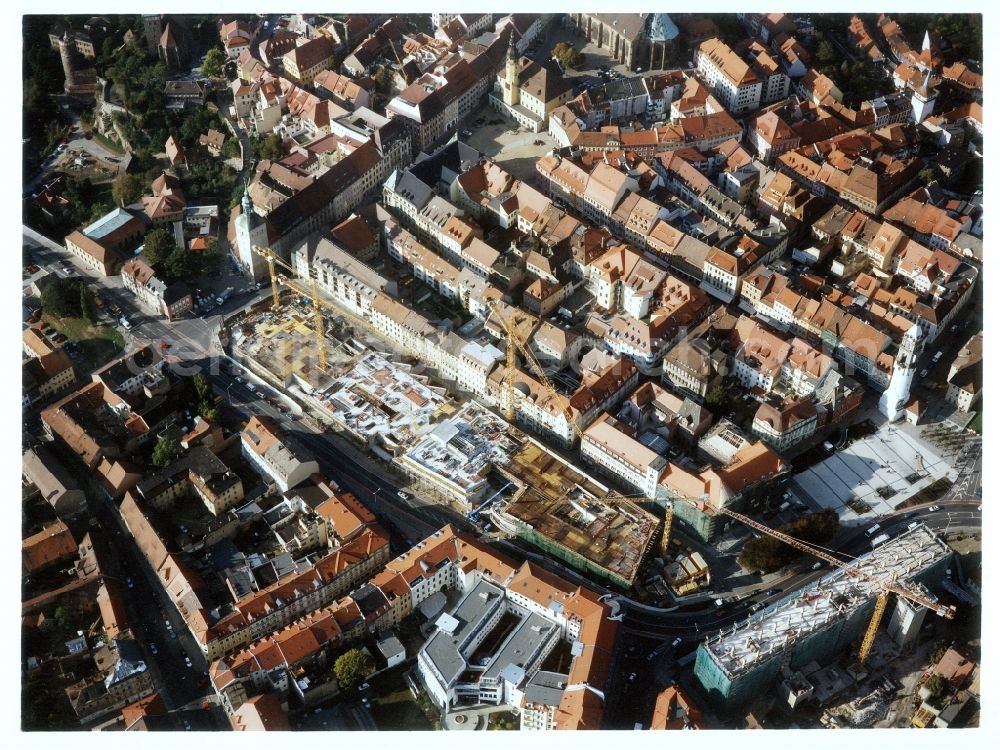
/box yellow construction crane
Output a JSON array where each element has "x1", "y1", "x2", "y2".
[
  {"x1": 387, "y1": 36, "x2": 409, "y2": 85},
  {"x1": 858, "y1": 590, "x2": 891, "y2": 664},
  {"x1": 485, "y1": 298, "x2": 584, "y2": 442},
  {"x1": 251, "y1": 244, "x2": 331, "y2": 371},
  {"x1": 254, "y1": 243, "x2": 282, "y2": 311}
]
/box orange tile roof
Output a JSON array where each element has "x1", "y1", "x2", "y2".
[{"x1": 22, "y1": 519, "x2": 76, "y2": 574}]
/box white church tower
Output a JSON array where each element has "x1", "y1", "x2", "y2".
[
  {"x1": 911, "y1": 70, "x2": 937, "y2": 124},
  {"x1": 234, "y1": 187, "x2": 269, "y2": 281},
  {"x1": 879, "y1": 323, "x2": 923, "y2": 421}
]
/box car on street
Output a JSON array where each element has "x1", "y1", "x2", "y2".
[
  {"x1": 766, "y1": 588, "x2": 780, "y2": 596},
  {"x1": 397, "y1": 490, "x2": 409, "y2": 500},
  {"x1": 184, "y1": 656, "x2": 193, "y2": 668},
  {"x1": 928, "y1": 505, "x2": 940, "y2": 512},
  {"x1": 671, "y1": 637, "x2": 683, "y2": 647},
  {"x1": 126, "y1": 577, "x2": 134, "y2": 589},
  {"x1": 150, "y1": 643, "x2": 157, "y2": 654},
  {"x1": 182, "y1": 720, "x2": 191, "y2": 731}
]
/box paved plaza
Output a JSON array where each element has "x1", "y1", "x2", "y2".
[{"x1": 789, "y1": 421, "x2": 956, "y2": 523}]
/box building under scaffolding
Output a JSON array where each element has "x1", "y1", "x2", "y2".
[
  {"x1": 694, "y1": 524, "x2": 952, "y2": 712},
  {"x1": 494, "y1": 438, "x2": 660, "y2": 589}
]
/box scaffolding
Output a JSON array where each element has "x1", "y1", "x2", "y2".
[{"x1": 695, "y1": 524, "x2": 951, "y2": 706}]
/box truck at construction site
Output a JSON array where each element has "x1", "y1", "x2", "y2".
[{"x1": 215, "y1": 287, "x2": 234, "y2": 306}]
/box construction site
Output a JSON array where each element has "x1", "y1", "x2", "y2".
[
  {"x1": 316, "y1": 351, "x2": 457, "y2": 456},
  {"x1": 230, "y1": 303, "x2": 354, "y2": 393},
  {"x1": 492, "y1": 438, "x2": 660, "y2": 589},
  {"x1": 693, "y1": 524, "x2": 954, "y2": 713},
  {"x1": 396, "y1": 401, "x2": 521, "y2": 506}
]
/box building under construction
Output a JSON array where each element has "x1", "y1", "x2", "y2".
[
  {"x1": 493, "y1": 438, "x2": 660, "y2": 589},
  {"x1": 693, "y1": 524, "x2": 952, "y2": 713},
  {"x1": 231, "y1": 303, "x2": 348, "y2": 392}
]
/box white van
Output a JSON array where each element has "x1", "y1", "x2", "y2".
[{"x1": 865, "y1": 523, "x2": 881, "y2": 537}]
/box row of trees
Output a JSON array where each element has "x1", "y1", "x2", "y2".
[{"x1": 738, "y1": 509, "x2": 841, "y2": 573}]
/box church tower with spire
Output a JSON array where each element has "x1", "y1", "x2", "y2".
[
  {"x1": 503, "y1": 32, "x2": 520, "y2": 107},
  {"x1": 911, "y1": 69, "x2": 937, "y2": 124},
  {"x1": 234, "y1": 184, "x2": 269, "y2": 281},
  {"x1": 879, "y1": 323, "x2": 923, "y2": 421}
]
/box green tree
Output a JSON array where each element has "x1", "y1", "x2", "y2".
[
  {"x1": 923, "y1": 673, "x2": 947, "y2": 701},
  {"x1": 738, "y1": 510, "x2": 841, "y2": 573},
  {"x1": 80, "y1": 285, "x2": 98, "y2": 325},
  {"x1": 919, "y1": 166, "x2": 940, "y2": 185},
  {"x1": 374, "y1": 64, "x2": 395, "y2": 95},
  {"x1": 223, "y1": 137, "x2": 241, "y2": 159},
  {"x1": 41, "y1": 278, "x2": 82, "y2": 318},
  {"x1": 252, "y1": 133, "x2": 283, "y2": 162},
  {"x1": 333, "y1": 648, "x2": 373, "y2": 691},
  {"x1": 53, "y1": 605, "x2": 82, "y2": 631},
  {"x1": 199, "y1": 403, "x2": 219, "y2": 421},
  {"x1": 151, "y1": 436, "x2": 180, "y2": 468},
  {"x1": 164, "y1": 247, "x2": 196, "y2": 282},
  {"x1": 552, "y1": 42, "x2": 584, "y2": 70},
  {"x1": 815, "y1": 40, "x2": 838, "y2": 67},
  {"x1": 201, "y1": 47, "x2": 227, "y2": 79},
  {"x1": 143, "y1": 227, "x2": 176, "y2": 268},
  {"x1": 201, "y1": 241, "x2": 224, "y2": 277},
  {"x1": 930, "y1": 640, "x2": 949, "y2": 664},
  {"x1": 705, "y1": 384, "x2": 731, "y2": 412},
  {"x1": 193, "y1": 372, "x2": 212, "y2": 402},
  {"x1": 112, "y1": 173, "x2": 143, "y2": 207}
]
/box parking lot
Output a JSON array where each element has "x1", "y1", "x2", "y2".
[{"x1": 789, "y1": 421, "x2": 955, "y2": 523}]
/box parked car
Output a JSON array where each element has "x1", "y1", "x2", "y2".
[
  {"x1": 928, "y1": 505, "x2": 940, "y2": 513},
  {"x1": 150, "y1": 643, "x2": 157, "y2": 655},
  {"x1": 184, "y1": 656, "x2": 193, "y2": 668}
]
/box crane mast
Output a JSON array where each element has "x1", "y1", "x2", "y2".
[{"x1": 485, "y1": 299, "x2": 583, "y2": 442}]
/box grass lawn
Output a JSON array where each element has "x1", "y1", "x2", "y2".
[
  {"x1": 367, "y1": 668, "x2": 434, "y2": 730},
  {"x1": 44, "y1": 313, "x2": 125, "y2": 372},
  {"x1": 969, "y1": 411, "x2": 982, "y2": 435}
]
